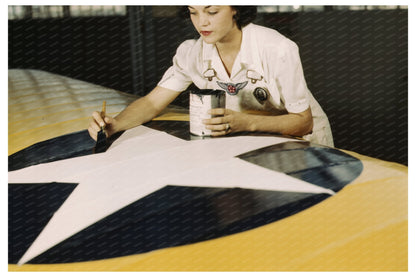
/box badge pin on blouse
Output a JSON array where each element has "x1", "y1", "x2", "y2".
[
  {"x1": 246, "y1": 70, "x2": 263, "y2": 84},
  {"x1": 253, "y1": 87, "x2": 269, "y2": 105},
  {"x1": 203, "y1": 68, "x2": 217, "y2": 81}
]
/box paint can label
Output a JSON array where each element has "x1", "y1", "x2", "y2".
[{"x1": 190, "y1": 89, "x2": 225, "y2": 136}]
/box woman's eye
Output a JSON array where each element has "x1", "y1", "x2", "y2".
[
  {"x1": 208, "y1": 11, "x2": 218, "y2": 15},
  {"x1": 188, "y1": 9, "x2": 197, "y2": 15}
]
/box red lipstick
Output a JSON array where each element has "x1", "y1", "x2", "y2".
[{"x1": 201, "y1": 31, "x2": 212, "y2": 36}]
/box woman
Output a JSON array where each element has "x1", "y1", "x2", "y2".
[{"x1": 88, "y1": 6, "x2": 333, "y2": 146}]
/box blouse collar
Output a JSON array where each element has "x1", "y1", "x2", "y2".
[{"x1": 201, "y1": 23, "x2": 264, "y2": 78}]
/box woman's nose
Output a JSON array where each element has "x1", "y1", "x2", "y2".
[{"x1": 199, "y1": 14, "x2": 209, "y2": 27}]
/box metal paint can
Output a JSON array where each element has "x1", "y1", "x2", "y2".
[{"x1": 190, "y1": 89, "x2": 225, "y2": 136}]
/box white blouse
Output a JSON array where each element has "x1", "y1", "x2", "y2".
[{"x1": 158, "y1": 23, "x2": 333, "y2": 146}]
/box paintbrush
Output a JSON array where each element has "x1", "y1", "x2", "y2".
[{"x1": 93, "y1": 100, "x2": 107, "y2": 153}]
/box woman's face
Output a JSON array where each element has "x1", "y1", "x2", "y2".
[{"x1": 188, "y1": 6, "x2": 238, "y2": 44}]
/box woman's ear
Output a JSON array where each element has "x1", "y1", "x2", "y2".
[{"x1": 232, "y1": 8, "x2": 238, "y2": 22}]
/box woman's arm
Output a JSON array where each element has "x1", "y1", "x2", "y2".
[
  {"x1": 112, "y1": 86, "x2": 181, "y2": 132},
  {"x1": 203, "y1": 107, "x2": 313, "y2": 137},
  {"x1": 88, "y1": 86, "x2": 181, "y2": 140}
]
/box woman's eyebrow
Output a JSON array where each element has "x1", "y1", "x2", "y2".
[{"x1": 188, "y1": 6, "x2": 213, "y2": 10}]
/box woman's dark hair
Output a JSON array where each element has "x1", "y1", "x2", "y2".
[
  {"x1": 180, "y1": 6, "x2": 257, "y2": 30},
  {"x1": 232, "y1": 6, "x2": 257, "y2": 29}
]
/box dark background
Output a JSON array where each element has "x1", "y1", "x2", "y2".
[{"x1": 8, "y1": 6, "x2": 408, "y2": 165}]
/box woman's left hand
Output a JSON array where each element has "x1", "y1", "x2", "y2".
[{"x1": 203, "y1": 108, "x2": 250, "y2": 137}]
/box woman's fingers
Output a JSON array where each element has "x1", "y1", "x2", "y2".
[
  {"x1": 205, "y1": 123, "x2": 230, "y2": 131},
  {"x1": 203, "y1": 108, "x2": 234, "y2": 136},
  {"x1": 208, "y1": 108, "x2": 228, "y2": 116},
  {"x1": 88, "y1": 125, "x2": 99, "y2": 141},
  {"x1": 203, "y1": 116, "x2": 226, "y2": 125},
  {"x1": 92, "y1": 111, "x2": 106, "y2": 127},
  {"x1": 88, "y1": 111, "x2": 114, "y2": 141}
]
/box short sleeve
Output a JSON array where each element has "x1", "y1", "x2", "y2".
[
  {"x1": 157, "y1": 40, "x2": 196, "y2": 92},
  {"x1": 267, "y1": 40, "x2": 310, "y2": 113}
]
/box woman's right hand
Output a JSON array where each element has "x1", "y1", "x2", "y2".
[{"x1": 88, "y1": 111, "x2": 117, "y2": 141}]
